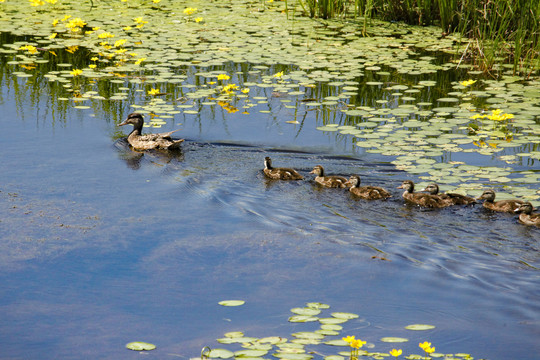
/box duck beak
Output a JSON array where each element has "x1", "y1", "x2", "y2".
[
  {"x1": 118, "y1": 119, "x2": 128, "y2": 126},
  {"x1": 397, "y1": 185, "x2": 404, "y2": 189},
  {"x1": 514, "y1": 207, "x2": 521, "y2": 213},
  {"x1": 344, "y1": 180, "x2": 351, "y2": 187},
  {"x1": 309, "y1": 169, "x2": 316, "y2": 174}
]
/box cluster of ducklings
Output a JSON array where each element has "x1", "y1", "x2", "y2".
[
  {"x1": 263, "y1": 157, "x2": 540, "y2": 227},
  {"x1": 116, "y1": 113, "x2": 539, "y2": 228}
]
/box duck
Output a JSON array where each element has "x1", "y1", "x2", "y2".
[
  {"x1": 421, "y1": 183, "x2": 476, "y2": 206},
  {"x1": 514, "y1": 202, "x2": 540, "y2": 227},
  {"x1": 476, "y1": 189, "x2": 524, "y2": 213},
  {"x1": 345, "y1": 175, "x2": 391, "y2": 200},
  {"x1": 263, "y1": 157, "x2": 303, "y2": 180},
  {"x1": 310, "y1": 165, "x2": 348, "y2": 188},
  {"x1": 118, "y1": 113, "x2": 184, "y2": 151},
  {"x1": 397, "y1": 180, "x2": 450, "y2": 208}
]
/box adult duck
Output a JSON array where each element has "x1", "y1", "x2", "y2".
[
  {"x1": 514, "y1": 202, "x2": 540, "y2": 227},
  {"x1": 263, "y1": 157, "x2": 303, "y2": 180},
  {"x1": 118, "y1": 113, "x2": 184, "y2": 151},
  {"x1": 310, "y1": 165, "x2": 348, "y2": 188},
  {"x1": 398, "y1": 180, "x2": 449, "y2": 208},
  {"x1": 476, "y1": 189, "x2": 524, "y2": 213},
  {"x1": 421, "y1": 183, "x2": 476, "y2": 206},
  {"x1": 345, "y1": 175, "x2": 391, "y2": 200}
]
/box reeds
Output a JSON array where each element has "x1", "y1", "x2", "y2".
[{"x1": 296, "y1": 0, "x2": 539, "y2": 76}]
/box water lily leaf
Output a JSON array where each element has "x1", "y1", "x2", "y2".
[
  {"x1": 288, "y1": 315, "x2": 319, "y2": 323},
  {"x1": 126, "y1": 341, "x2": 156, "y2": 351},
  {"x1": 219, "y1": 300, "x2": 245, "y2": 306},
  {"x1": 331, "y1": 312, "x2": 359, "y2": 320},
  {"x1": 380, "y1": 337, "x2": 409, "y2": 343},
  {"x1": 235, "y1": 350, "x2": 268, "y2": 357},
  {"x1": 405, "y1": 324, "x2": 435, "y2": 331},
  {"x1": 209, "y1": 349, "x2": 235, "y2": 358}
]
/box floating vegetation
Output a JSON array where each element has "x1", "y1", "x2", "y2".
[
  {"x1": 0, "y1": 0, "x2": 538, "y2": 206},
  {"x1": 125, "y1": 341, "x2": 156, "y2": 351},
  {"x1": 205, "y1": 302, "x2": 478, "y2": 360},
  {"x1": 219, "y1": 300, "x2": 246, "y2": 307}
]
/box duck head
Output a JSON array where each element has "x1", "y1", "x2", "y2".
[
  {"x1": 310, "y1": 165, "x2": 324, "y2": 176},
  {"x1": 476, "y1": 189, "x2": 496, "y2": 202},
  {"x1": 514, "y1": 202, "x2": 534, "y2": 214},
  {"x1": 264, "y1": 157, "x2": 273, "y2": 170},
  {"x1": 398, "y1": 180, "x2": 415, "y2": 192},
  {"x1": 345, "y1": 175, "x2": 361, "y2": 188},
  {"x1": 421, "y1": 183, "x2": 440, "y2": 195},
  {"x1": 118, "y1": 113, "x2": 144, "y2": 131}
]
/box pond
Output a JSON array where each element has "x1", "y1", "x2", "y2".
[{"x1": 0, "y1": 1, "x2": 539, "y2": 360}]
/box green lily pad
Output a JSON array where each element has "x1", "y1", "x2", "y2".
[
  {"x1": 126, "y1": 341, "x2": 156, "y2": 351},
  {"x1": 405, "y1": 324, "x2": 436, "y2": 331},
  {"x1": 209, "y1": 349, "x2": 235, "y2": 358},
  {"x1": 219, "y1": 300, "x2": 245, "y2": 306},
  {"x1": 380, "y1": 337, "x2": 409, "y2": 343}
]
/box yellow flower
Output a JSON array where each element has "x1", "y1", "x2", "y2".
[
  {"x1": 222, "y1": 84, "x2": 238, "y2": 94},
  {"x1": 66, "y1": 45, "x2": 79, "y2": 53},
  {"x1": 45, "y1": 0, "x2": 57, "y2": 4},
  {"x1": 134, "y1": 57, "x2": 146, "y2": 65},
  {"x1": 342, "y1": 335, "x2": 355, "y2": 343},
  {"x1": 29, "y1": 0, "x2": 45, "y2": 6},
  {"x1": 115, "y1": 48, "x2": 127, "y2": 54},
  {"x1": 148, "y1": 88, "x2": 160, "y2": 95},
  {"x1": 273, "y1": 71, "x2": 284, "y2": 78},
  {"x1": 19, "y1": 45, "x2": 38, "y2": 54},
  {"x1": 217, "y1": 74, "x2": 230, "y2": 81},
  {"x1": 90, "y1": 57, "x2": 99, "y2": 61},
  {"x1": 350, "y1": 339, "x2": 365, "y2": 349},
  {"x1": 424, "y1": 346, "x2": 435, "y2": 354},
  {"x1": 459, "y1": 79, "x2": 477, "y2": 87},
  {"x1": 98, "y1": 32, "x2": 115, "y2": 39},
  {"x1": 123, "y1": 26, "x2": 133, "y2": 31},
  {"x1": 88, "y1": 64, "x2": 96, "y2": 69},
  {"x1": 241, "y1": 88, "x2": 250, "y2": 94},
  {"x1": 133, "y1": 17, "x2": 147, "y2": 24},
  {"x1": 114, "y1": 39, "x2": 127, "y2": 47},
  {"x1": 61, "y1": 15, "x2": 71, "y2": 22},
  {"x1": 195, "y1": 17, "x2": 203, "y2": 23},
  {"x1": 389, "y1": 349, "x2": 402, "y2": 357},
  {"x1": 419, "y1": 341, "x2": 431, "y2": 350},
  {"x1": 152, "y1": 0, "x2": 161, "y2": 3},
  {"x1": 92, "y1": 27, "x2": 101, "y2": 31},
  {"x1": 183, "y1": 7, "x2": 197, "y2": 15},
  {"x1": 70, "y1": 69, "x2": 83, "y2": 76},
  {"x1": 49, "y1": 33, "x2": 57, "y2": 39},
  {"x1": 52, "y1": 19, "x2": 59, "y2": 26}
]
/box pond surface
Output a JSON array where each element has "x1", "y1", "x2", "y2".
[{"x1": 1, "y1": 1, "x2": 539, "y2": 360}]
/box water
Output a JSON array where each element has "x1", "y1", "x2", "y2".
[
  {"x1": 1, "y1": 21, "x2": 540, "y2": 360},
  {"x1": 1, "y1": 82, "x2": 539, "y2": 360}
]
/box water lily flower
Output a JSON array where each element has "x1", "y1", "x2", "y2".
[
  {"x1": 46, "y1": 0, "x2": 57, "y2": 4},
  {"x1": 222, "y1": 83, "x2": 239, "y2": 94},
  {"x1": 342, "y1": 335, "x2": 355, "y2": 343},
  {"x1": 114, "y1": 39, "x2": 127, "y2": 47},
  {"x1": 195, "y1": 17, "x2": 204, "y2": 23},
  {"x1": 29, "y1": 0, "x2": 45, "y2": 6},
  {"x1": 153, "y1": 0, "x2": 161, "y2": 3},
  {"x1": 460, "y1": 79, "x2": 477, "y2": 87},
  {"x1": 350, "y1": 339, "x2": 366, "y2": 349},
  {"x1": 418, "y1": 341, "x2": 431, "y2": 350},
  {"x1": 241, "y1": 88, "x2": 250, "y2": 94},
  {"x1": 217, "y1": 74, "x2": 230, "y2": 81},
  {"x1": 66, "y1": 45, "x2": 79, "y2": 53},
  {"x1": 98, "y1": 32, "x2": 115, "y2": 39},
  {"x1": 424, "y1": 346, "x2": 435, "y2": 354},
  {"x1": 49, "y1": 33, "x2": 57, "y2": 39},
  {"x1": 19, "y1": 45, "x2": 38, "y2": 54},
  {"x1": 52, "y1": 19, "x2": 59, "y2": 26},
  {"x1": 148, "y1": 88, "x2": 160, "y2": 95},
  {"x1": 123, "y1": 26, "x2": 133, "y2": 31},
  {"x1": 389, "y1": 349, "x2": 402, "y2": 358},
  {"x1": 183, "y1": 7, "x2": 197, "y2": 15},
  {"x1": 88, "y1": 64, "x2": 96, "y2": 69},
  {"x1": 134, "y1": 57, "x2": 146, "y2": 65},
  {"x1": 273, "y1": 71, "x2": 284, "y2": 78},
  {"x1": 70, "y1": 69, "x2": 83, "y2": 76},
  {"x1": 61, "y1": 15, "x2": 71, "y2": 21}
]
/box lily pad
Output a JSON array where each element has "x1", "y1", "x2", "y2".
[
  {"x1": 405, "y1": 324, "x2": 436, "y2": 331},
  {"x1": 126, "y1": 341, "x2": 156, "y2": 351},
  {"x1": 219, "y1": 300, "x2": 245, "y2": 306}
]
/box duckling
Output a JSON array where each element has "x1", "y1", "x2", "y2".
[
  {"x1": 398, "y1": 180, "x2": 449, "y2": 208},
  {"x1": 514, "y1": 202, "x2": 540, "y2": 227},
  {"x1": 310, "y1": 165, "x2": 348, "y2": 188},
  {"x1": 263, "y1": 157, "x2": 303, "y2": 180},
  {"x1": 118, "y1": 113, "x2": 184, "y2": 151},
  {"x1": 476, "y1": 189, "x2": 524, "y2": 214},
  {"x1": 345, "y1": 175, "x2": 391, "y2": 200},
  {"x1": 421, "y1": 183, "x2": 476, "y2": 206}
]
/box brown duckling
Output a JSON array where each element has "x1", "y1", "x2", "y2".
[
  {"x1": 310, "y1": 165, "x2": 348, "y2": 188},
  {"x1": 263, "y1": 157, "x2": 303, "y2": 180},
  {"x1": 421, "y1": 183, "x2": 476, "y2": 206},
  {"x1": 398, "y1": 180, "x2": 450, "y2": 208},
  {"x1": 476, "y1": 189, "x2": 524, "y2": 214},
  {"x1": 514, "y1": 202, "x2": 540, "y2": 227},
  {"x1": 118, "y1": 113, "x2": 184, "y2": 151},
  {"x1": 345, "y1": 175, "x2": 391, "y2": 200}
]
